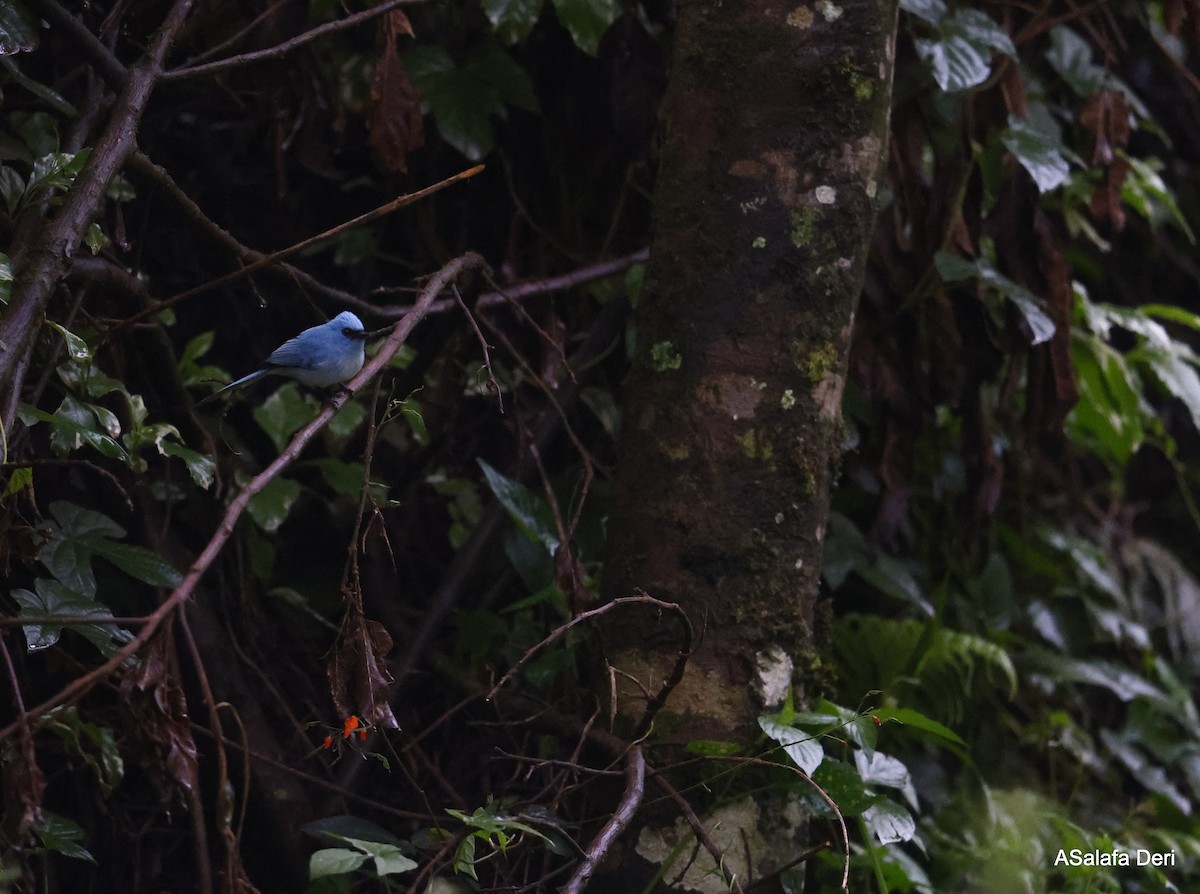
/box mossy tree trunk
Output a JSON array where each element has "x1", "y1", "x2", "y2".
[{"x1": 600, "y1": 0, "x2": 897, "y2": 882}]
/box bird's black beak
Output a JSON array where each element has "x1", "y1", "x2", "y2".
[{"x1": 343, "y1": 327, "x2": 371, "y2": 340}]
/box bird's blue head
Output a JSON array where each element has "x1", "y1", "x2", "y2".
[{"x1": 333, "y1": 311, "x2": 368, "y2": 340}]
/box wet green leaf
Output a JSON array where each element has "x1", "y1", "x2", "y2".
[{"x1": 246, "y1": 476, "x2": 301, "y2": 533}]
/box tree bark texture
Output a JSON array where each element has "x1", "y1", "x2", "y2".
[{"x1": 605, "y1": 0, "x2": 898, "y2": 742}]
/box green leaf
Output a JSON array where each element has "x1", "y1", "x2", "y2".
[
  {"x1": 246, "y1": 476, "x2": 301, "y2": 533},
  {"x1": 809, "y1": 759, "x2": 877, "y2": 815},
  {"x1": 405, "y1": 43, "x2": 537, "y2": 161},
  {"x1": 759, "y1": 715, "x2": 824, "y2": 775},
  {"x1": 914, "y1": 9, "x2": 1013, "y2": 93},
  {"x1": 550, "y1": 0, "x2": 618, "y2": 56},
  {"x1": 38, "y1": 500, "x2": 125, "y2": 596},
  {"x1": 46, "y1": 321, "x2": 91, "y2": 360},
  {"x1": 89, "y1": 540, "x2": 182, "y2": 588},
  {"x1": 84, "y1": 221, "x2": 109, "y2": 255},
  {"x1": 12, "y1": 578, "x2": 133, "y2": 657},
  {"x1": 0, "y1": 0, "x2": 39, "y2": 55},
  {"x1": 32, "y1": 812, "x2": 95, "y2": 863},
  {"x1": 253, "y1": 383, "x2": 315, "y2": 453},
  {"x1": 328, "y1": 400, "x2": 366, "y2": 440},
  {"x1": 1002, "y1": 114, "x2": 1071, "y2": 193},
  {"x1": 478, "y1": 458, "x2": 560, "y2": 554},
  {"x1": 46, "y1": 707, "x2": 124, "y2": 796},
  {"x1": 871, "y1": 706, "x2": 966, "y2": 746},
  {"x1": 1122, "y1": 155, "x2": 1196, "y2": 243},
  {"x1": 161, "y1": 441, "x2": 217, "y2": 489},
  {"x1": 4, "y1": 465, "x2": 33, "y2": 496},
  {"x1": 899, "y1": 0, "x2": 945, "y2": 24},
  {"x1": 863, "y1": 799, "x2": 916, "y2": 844},
  {"x1": 22, "y1": 397, "x2": 128, "y2": 460},
  {"x1": 0, "y1": 250, "x2": 12, "y2": 304},
  {"x1": 309, "y1": 848, "x2": 368, "y2": 879},
  {"x1": 23, "y1": 149, "x2": 91, "y2": 207},
  {"x1": 1044, "y1": 26, "x2": 1104, "y2": 97},
  {"x1": 483, "y1": 0, "x2": 544, "y2": 45}
]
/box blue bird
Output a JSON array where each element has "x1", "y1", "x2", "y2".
[{"x1": 198, "y1": 311, "x2": 369, "y2": 405}]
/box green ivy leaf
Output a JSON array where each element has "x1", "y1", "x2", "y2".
[
  {"x1": 161, "y1": 441, "x2": 216, "y2": 489},
  {"x1": 31, "y1": 812, "x2": 95, "y2": 864},
  {"x1": 246, "y1": 476, "x2": 301, "y2": 533},
  {"x1": 46, "y1": 321, "x2": 91, "y2": 362},
  {"x1": 12, "y1": 577, "x2": 133, "y2": 657},
  {"x1": 253, "y1": 383, "x2": 314, "y2": 452},
  {"x1": 38, "y1": 500, "x2": 125, "y2": 596},
  {"x1": 1002, "y1": 114, "x2": 1072, "y2": 193},
  {"x1": 809, "y1": 759, "x2": 877, "y2": 815},
  {"x1": 915, "y1": 8, "x2": 1013, "y2": 93},
  {"x1": 46, "y1": 707, "x2": 124, "y2": 796},
  {"x1": 863, "y1": 798, "x2": 917, "y2": 844},
  {"x1": 21, "y1": 397, "x2": 127, "y2": 461}
]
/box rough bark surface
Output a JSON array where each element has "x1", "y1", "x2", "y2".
[{"x1": 605, "y1": 0, "x2": 898, "y2": 744}]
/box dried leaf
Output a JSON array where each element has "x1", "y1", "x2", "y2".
[
  {"x1": 327, "y1": 601, "x2": 400, "y2": 730},
  {"x1": 368, "y1": 18, "x2": 424, "y2": 174},
  {"x1": 119, "y1": 634, "x2": 200, "y2": 803}
]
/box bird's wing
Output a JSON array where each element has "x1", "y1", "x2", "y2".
[{"x1": 263, "y1": 333, "x2": 322, "y2": 370}]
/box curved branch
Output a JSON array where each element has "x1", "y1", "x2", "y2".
[
  {"x1": 0, "y1": 0, "x2": 197, "y2": 426},
  {"x1": 561, "y1": 745, "x2": 645, "y2": 894},
  {"x1": 161, "y1": 0, "x2": 425, "y2": 82},
  {"x1": 0, "y1": 252, "x2": 486, "y2": 747}
]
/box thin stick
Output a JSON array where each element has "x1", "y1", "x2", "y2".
[
  {"x1": 162, "y1": 0, "x2": 425, "y2": 81},
  {"x1": 651, "y1": 768, "x2": 746, "y2": 894},
  {"x1": 104, "y1": 166, "x2": 484, "y2": 337}
]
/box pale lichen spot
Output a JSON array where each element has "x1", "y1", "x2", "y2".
[
  {"x1": 780, "y1": 388, "x2": 796, "y2": 410},
  {"x1": 754, "y1": 645, "x2": 794, "y2": 708},
  {"x1": 637, "y1": 799, "x2": 767, "y2": 894},
  {"x1": 774, "y1": 512, "x2": 784, "y2": 524},
  {"x1": 650, "y1": 340, "x2": 682, "y2": 372},
  {"x1": 867, "y1": 178, "x2": 878, "y2": 198},
  {"x1": 815, "y1": 0, "x2": 844, "y2": 21},
  {"x1": 786, "y1": 5, "x2": 814, "y2": 28},
  {"x1": 814, "y1": 372, "x2": 844, "y2": 421},
  {"x1": 815, "y1": 185, "x2": 837, "y2": 204},
  {"x1": 752, "y1": 235, "x2": 766, "y2": 249},
  {"x1": 794, "y1": 557, "x2": 804, "y2": 569}
]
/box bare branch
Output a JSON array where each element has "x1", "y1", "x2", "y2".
[
  {"x1": 161, "y1": 0, "x2": 426, "y2": 82},
  {"x1": 561, "y1": 745, "x2": 645, "y2": 894}
]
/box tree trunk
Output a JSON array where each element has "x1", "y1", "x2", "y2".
[{"x1": 600, "y1": 0, "x2": 897, "y2": 882}]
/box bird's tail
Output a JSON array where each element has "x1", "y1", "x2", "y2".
[{"x1": 196, "y1": 368, "x2": 268, "y2": 407}]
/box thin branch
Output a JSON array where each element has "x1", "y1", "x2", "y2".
[
  {"x1": 104, "y1": 166, "x2": 484, "y2": 338},
  {"x1": 453, "y1": 283, "x2": 503, "y2": 414},
  {"x1": 561, "y1": 745, "x2": 645, "y2": 894},
  {"x1": 0, "y1": 252, "x2": 485, "y2": 746},
  {"x1": 486, "y1": 594, "x2": 691, "y2": 702},
  {"x1": 651, "y1": 769, "x2": 747, "y2": 894},
  {"x1": 161, "y1": 0, "x2": 425, "y2": 82},
  {"x1": 126, "y1": 151, "x2": 367, "y2": 312}
]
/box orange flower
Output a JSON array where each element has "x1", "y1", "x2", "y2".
[
  {"x1": 322, "y1": 736, "x2": 333, "y2": 749},
  {"x1": 342, "y1": 715, "x2": 361, "y2": 739}
]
